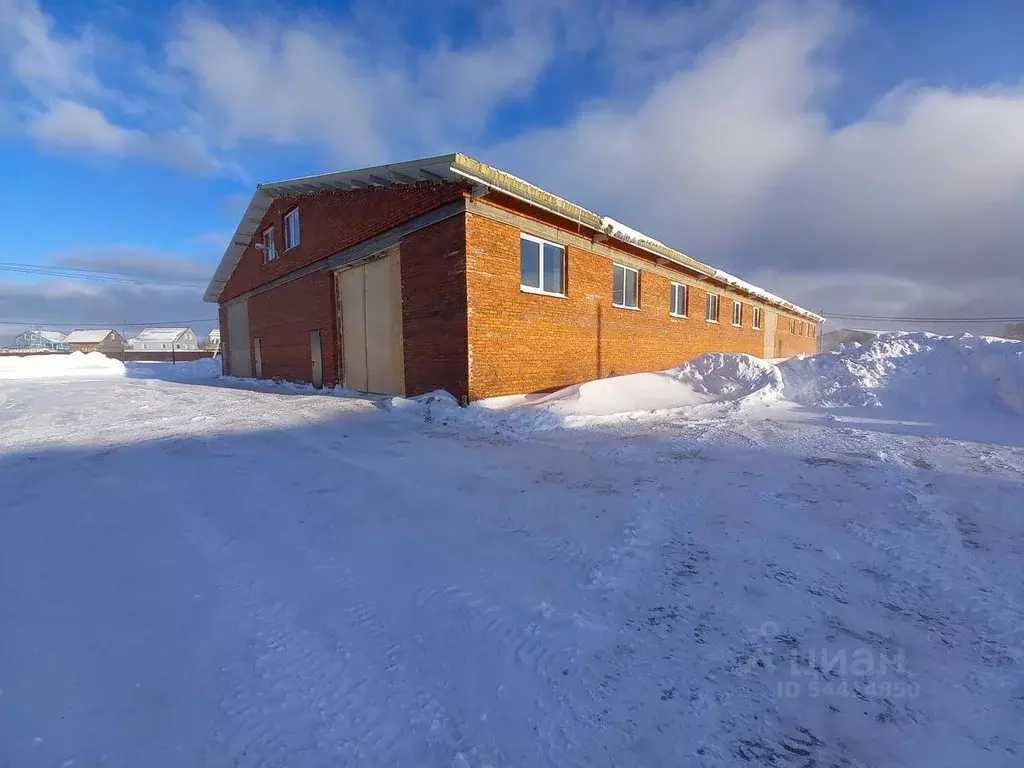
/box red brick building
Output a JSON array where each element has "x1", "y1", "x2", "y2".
[{"x1": 205, "y1": 154, "x2": 822, "y2": 401}]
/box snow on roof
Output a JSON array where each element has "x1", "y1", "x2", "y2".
[
  {"x1": 206, "y1": 153, "x2": 824, "y2": 321},
  {"x1": 599, "y1": 217, "x2": 668, "y2": 250},
  {"x1": 25, "y1": 330, "x2": 67, "y2": 343},
  {"x1": 65, "y1": 329, "x2": 114, "y2": 343},
  {"x1": 133, "y1": 327, "x2": 192, "y2": 343},
  {"x1": 712, "y1": 270, "x2": 822, "y2": 322}
]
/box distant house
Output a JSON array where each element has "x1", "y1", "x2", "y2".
[
  {"x1": 64, "y1": 329, "x2": 127, "y2": 357},
  {"x1": 206, "y1": 328, "x2": 221, "y2": 349},
  {"x1": 128, "y1": 327, "x2": 199, "y2": 352},
  {"x1": 14, "y1": 330, "x2": 68, "y2": 351}
]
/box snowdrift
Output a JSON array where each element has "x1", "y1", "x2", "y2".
[
  {"x1": 474, "y1": 333, "x2": 1024, "y2": 424},
  {"x1": 781, "y1": 332, "x2": 1024, "y2": 414},
  {"x1": 0, "y1": 352, "x2": 126, "y2": 380},
  {"x1": 477, "y1": 353, "x2": 783, "y2": 418}
]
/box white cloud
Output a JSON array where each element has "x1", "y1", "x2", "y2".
[
  {"x1": 484, "y1": 1, "x2": 1024, "y2": 327},
  {"x1": 166, "y1": 11, "x2": 388, "y2": 161},
  {"x1": 2, "y1": 0, "x2": 1022, "y2": 329},
  {"x1": 0, "y1": 0, "x2": 219, "y2": 173},
  {"x1": 750, "y1": 86, "x2": 1024, "y2": 280},
  {"x1": 165, "y1": 1, "x2": 567, "y2": 163},
  {"x1": 489, "y1": 2, "x2": 844, "y2": 255},
  {"x1": 0, "y1": 0, "x2": 100, "y2": 99},
  {"x1": 48, "y1": 245, "x2": 215, "y2": 284},
  {"x1": 29, "y1": 99, "x2": 133, "y2": 153},
  {"x1": 0, "y1": 279, "x2": 212, "y2": 341},
  {"x1": 0, "y1": 245, "x2": 216, "y2": 340},
  {"x1": 28, "y1": 99, "x2": 221, "y2": 173}
]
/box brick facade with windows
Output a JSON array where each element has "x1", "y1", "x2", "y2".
[
  {"x1": 209, "y1": 156, "x2": 820, "y2": 401},
  {"x1": 464, "y1": 201, "x2": 813, "y2": 399}
]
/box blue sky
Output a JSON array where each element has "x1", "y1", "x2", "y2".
[{"x1": 1, "y1": 0, "x2": 1022, "y2": 337}]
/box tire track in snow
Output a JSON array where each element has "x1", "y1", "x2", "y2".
[
  {"x1": 122, "y1": 432, "x2": 470, "y2": 768},
  {"x1": 278, "y1": 422, "x2": 627, "y2": 767}
]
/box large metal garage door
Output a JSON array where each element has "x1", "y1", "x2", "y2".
[
  {"x1": 225, "y1": 300, "x2": 251, "y2": 377},
  {"x1": 336, "y1": 250, "x2": 406, "y2": 395}
]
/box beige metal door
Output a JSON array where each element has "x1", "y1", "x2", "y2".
[
  {"x1": 226, "y1": 300, "x2": 251, "y2": 377},
  {"x1": 763, "y1": 310, "x2": 778, "y2": 359},
  {"x1": 337, "y1": 249, "x2": 405, "y2": 395},
  {"x1": 339, "y1": 266, "x2": 368, "y2": 391}
]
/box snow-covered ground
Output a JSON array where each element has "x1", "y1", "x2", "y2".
[{"x1": 1, "y1": 335, "x2": 1022, "y2": 767}]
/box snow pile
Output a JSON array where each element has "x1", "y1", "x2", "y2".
[
  {"x1": 550, "y1": 353, "x2": 781, "y2": 416},
  {"x1": 477, "y1": 333, "x2": 1024, "y2": 425},
  {"x1": 390, "y1": 390, "x2": 463, "y2": 422},
  {"x1": 0, "y1": 352, "x2": 125, "y2": 380},
  {"x1": 782, "y1": 332, "x2": 1024, "y2": 413},
  {"x1": 473, "y1": 353, "x2": 784, "y2": 427}
]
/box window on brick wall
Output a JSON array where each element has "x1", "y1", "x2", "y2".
[
  {"x1": 612, "y1": 263, "x2": 639, "y2": 308},
  {"x1": 732, "y1": 301, "x2": 743, "y2": 326},
  {"x1": 285, "y1": 207, "x2": 301, "y2": 250},
  {"x1": 520, "y1": 234, "x2": 565, "y2": 295},
  {"x1": 670, "y1": 283, "x2": 688, "y2": 317},
  {"x1": 752, "y1": 307, "x2": 762, "y2": 330},
  {"x1": 262, "y1": 228, "x2": 277, "y2": 262},
  {"x1": 790, "y1": 317, "x2": 797, "y2": 334},
  {"x1": 706, "y1": 293, "x2": 720, "y2": 322}
]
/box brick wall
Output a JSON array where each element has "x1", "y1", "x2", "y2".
[
  {"x1": 247, "y1": 270, "x2": 339, "y2": 386},
  {"x1": 218, "y1": 180, "x2": 467, "y2": 385},
  {"x1": 218, "y1": 181, "x2": 466, "y2": 303},
  {"x1": 400, "y1": 216, "x2": 470, "y2": 400},
  {"x1": 465, "y1": 201, "x2": 817, "y2": 400}
]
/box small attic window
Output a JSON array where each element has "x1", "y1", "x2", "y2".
[
  {"x1": 285, "y1": 208, "x2": 301, "y2": 250},
  {"x1": 263, "y1": 228, "x2": 277, "y2": 262}
]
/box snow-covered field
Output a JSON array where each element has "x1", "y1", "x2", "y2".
[{"x1": 1, "y1": 336, "x2": 1022, "y2": 767}]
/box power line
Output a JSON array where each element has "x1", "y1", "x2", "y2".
[
  {"x1": 0, "y1": 262, "x2": 207, "y2": 290},
  {"x1": 0, "y1": 318, "x2": 218, "y2": 328},
  {"x1": 825, "y1": 313, "x2": 1024, "y2": 323}
]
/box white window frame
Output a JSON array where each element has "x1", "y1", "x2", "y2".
[
  {"x1": 612, "y1": 263, "x2": 640, "y2": 309},
  {"x1": 706, "y1": 292, "x2": 719, "y2": 323},
  {"x1": 284, "y1": 207, "x2": 300, "y2": 250},
  {"x1": 752, "y1": 306, "x2": 762, "y2": 330},
  {"x1": 670, "y1": 282, "x2": 688, "y2": 318},
  {"x1": 263, "y1": 228, "x2": 277, "y2": 262},
  {"x1": 732, "y1": 300, "x2": 742, "y2": 327},
  {"x1": 519, "y1": 233, "x2": 566, "y2": 297}
]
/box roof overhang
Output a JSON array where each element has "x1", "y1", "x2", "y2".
[{"x1": 204, "y1": 153, "x2": 824, "y2": 322}]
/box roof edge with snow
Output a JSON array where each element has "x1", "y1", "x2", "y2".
[
  {"x1": 133, "y1": 327, "x2": 193, "y2": 343},
  {"x1": 204, "y1": 153, "x2": 823, "y2": 322}
]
